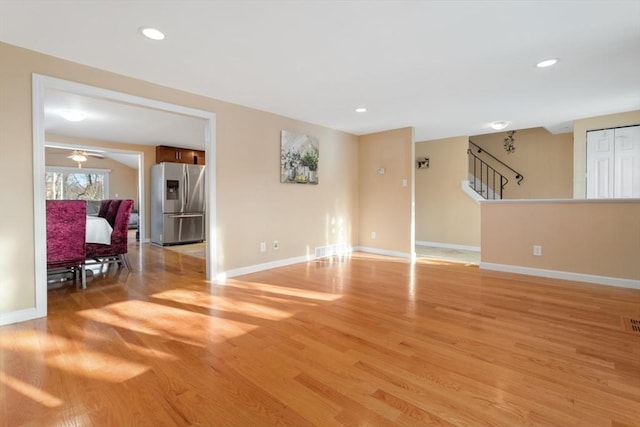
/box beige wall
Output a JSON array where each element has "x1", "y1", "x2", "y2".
[
  {"x1": 481, "y1": 200, "x2": 640, "y2": 280},
  {"x1": 573, "y1": 110, "x2": 640, "y2": 198},
  {"x1": 0, "y1": 43, "x2": 37, "y2": 313},
  {"x1": 471, "y1": 127, "x2": 573, "y2": 199},
  {"x1": 358, "y1": 127, "x2": 413, "y2": 254},
  {"x1": 0, "y1": 41, "x2": 359, "y2": 315},
  {"x1": 45, "y1": 145, "x2": 139, "y2": 209},
  {"x1": 415, "y1": 136, "x2": 480, "y2": 247}
]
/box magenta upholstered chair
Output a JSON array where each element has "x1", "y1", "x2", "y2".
[
  {"x1": 46, "y1": 200, "x2": 87, "y2": 289},
  {"x1": 97, "y1": 199, "x2": 111, "y2": 218},
  {"x1": 86, "y1": 199, "x2": 134, "y2": 271}
]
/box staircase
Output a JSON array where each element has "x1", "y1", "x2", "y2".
[{"x1": 467, "y1": 141, "x2": 523, "y2": 200}]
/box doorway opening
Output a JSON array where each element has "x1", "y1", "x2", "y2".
[{"x1": 32, "y1": 74, "x2": 217, "y2": 320}]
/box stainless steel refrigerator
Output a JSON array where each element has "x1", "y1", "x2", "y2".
[{"x1": 151, "y1": 162, "x2": 205, "y2": 245}]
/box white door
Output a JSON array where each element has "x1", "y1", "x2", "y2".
[
  {"x1": 587, "y1": 125, "x2": 640, "y2": 198},
  {"x1": 613, "y1": 125, "x2": 640, "y2": 198},
  {"x1": 586, "y1": 129, "x2": 614, "y2": 198}
]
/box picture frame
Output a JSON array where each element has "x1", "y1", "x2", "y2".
[
  {"x1": 280, "y1": 130, "x2": 319, "y2": 184},
  {"x1": 416, "y1": 157, "x2": 430, "y2": 169}
]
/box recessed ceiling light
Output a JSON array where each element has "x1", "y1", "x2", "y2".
[
  {"x1": 536, "y1": 58, "x2": 558, "y2": 68},
  {"x1": 490, "y1": 121, "x2": 510, "y2": 130},
  {"x1": 139, "y1": 26, "x2": 165, "y2": 41},
  {"x1": 355, "y1": 107, "x2": 367, "y2": 113},
  {"x1": 59, "y1": 110, "x2": 88, "y2": 122}
]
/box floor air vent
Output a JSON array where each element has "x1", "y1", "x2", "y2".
[
  {"x1": 622, "y1": 317, "x2": 640, "y2": 335},
  {"x1": 315, "y1": 244, "x2": 348, "y2": 259}
]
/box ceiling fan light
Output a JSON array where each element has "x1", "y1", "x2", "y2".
[
  {"x1": 59, "y1": 109, "x2": 88, "y2": 122},
  {"x1": 70, "y1": 153, "x2": 87, "y2": 162},
  {"x1": 490, "y1": 121, "x2": 510, "y2": 130}
]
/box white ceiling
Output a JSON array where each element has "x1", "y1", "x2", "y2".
[
  {"x1": 45, "y1": 89, "x2": 207, "y2": 148},
  {"x1": 1, "y1": 0, "x2": 639, "y2": 145}
]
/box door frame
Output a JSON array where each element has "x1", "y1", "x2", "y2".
[{"x1": 32, "y1": 74, "x2": 217, "y2": 319}]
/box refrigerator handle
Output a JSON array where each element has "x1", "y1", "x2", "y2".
[{"x1": 184, "y1": 166, "x2": 189, "y2": 211}]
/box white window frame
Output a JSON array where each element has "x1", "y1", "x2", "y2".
[{"x1": 45, "y1": 166, "x2": 111, "y2": 200}]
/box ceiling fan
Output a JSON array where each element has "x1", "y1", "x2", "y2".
[{"x1": 67, "y1": 149, "x2": 104, "y2": 168}]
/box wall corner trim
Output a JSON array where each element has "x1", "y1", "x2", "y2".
[{"x1": 480, "y1": 262, "x2": 640, "y2": 290}]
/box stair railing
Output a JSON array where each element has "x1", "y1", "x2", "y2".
[
  {"x1": 467, "y1": 149, "x2": 508, "y2": 199},
  {"x1": 468, "y1": 141, "x2": 523, "y2": 185}
]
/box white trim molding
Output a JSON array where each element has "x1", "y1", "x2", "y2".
[
  {"x1": 355, "y1": 246, "x2": 412, "y2": 259},
  {"x1": 461, "y1": 180, "x2": 483, "y2": 204},
  {"x1": 415, "y1": 241, "x2": 480, "y2": 252},
  {"x1": 221, "y1": 255, "x2": 311, "y2": 279},
  {"x1": 32, "y1": 73, "x2": 48, "y2": 322},
  {"x1": 220, "y1": 246, "x2": 412, "y2": 280},
  {"x1": 0, "y1": 308, "x2": 41, "y2": 326},
  {"x1": 221, "y1": 246, "x2": 357, "y2": 280},
  {"x1": 480, "y1": 262, "x2": 640, "y2": 290}
]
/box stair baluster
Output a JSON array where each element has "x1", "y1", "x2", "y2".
[
  {"x1": 468, "y1": 149, "x2": 507, "y2": 199},
  {"x1": 467, "y1": 140, "x2": 524, "y2": 200}
]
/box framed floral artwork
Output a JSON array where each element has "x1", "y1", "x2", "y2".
[{"x1": 280, "y1": 130, "x2": 319, "y2": 184}]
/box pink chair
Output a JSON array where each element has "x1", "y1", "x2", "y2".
[
  {"x1": 86, "y1": 199, "x2": 134, "y2": 271},
  {"x1": 46, "y1": 200, "x2": 87, "y2": 289}
]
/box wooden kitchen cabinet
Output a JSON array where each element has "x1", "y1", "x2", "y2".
[{"x1": 156, "y1": 145, "x2": 205, "y2": 165}]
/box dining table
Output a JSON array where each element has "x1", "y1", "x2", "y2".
[{"x1": 85, "y1": 216, "x2": 113, "y2": 244}]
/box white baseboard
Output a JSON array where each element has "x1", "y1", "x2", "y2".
[
  {"x1": 355, "y1": 246, "x2": 411, "y2": 259},
  {"x1": 194, "y1": 245, "x2": 640, "y2": 291},
  {"x1": 0, "y1": 307, "x2": 44, "y2": 327},
  {"x1": 222, "y1": 255, "x2": 311, "y2": 279},
  {"x1": 220, "y1": 246, "x2": 417, "y2": 280},
  {"x1": 415, "y1": 241, "x2": 480, "y2": 252},
  {"x1": 214, "y1": 244, "x2": 358, "y2": 281},
  {"x1": 480, "y1": 262, "x2": 640, "y2": 290}
]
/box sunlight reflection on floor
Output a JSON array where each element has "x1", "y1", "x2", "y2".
[
  {"x1": 0, "y1": 330, "x2": 150, "y2": 383},
  {"x1": 46, "y1": 349, "x2": 149, "y2": 383},
  {"x1": 78, "y1": 299, "x2": 260, "y2": 346},
  {"x1": 0, "y1": 371, "x2": 63, "y2": 408},
  {"x1": 415, "y1": 245, "x2": 480, "y2": 265},
  {"x1": 152, "y1": 288, "x2": 295, "y2": 321},
  {"x1": 219, "y1": 279, "x2": 342, "y2": 302}
]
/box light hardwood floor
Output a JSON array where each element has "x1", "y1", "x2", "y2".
[{"x1": 1, "y1": 244, "x2": 639, "y2": 426}]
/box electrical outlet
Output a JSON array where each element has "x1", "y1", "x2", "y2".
[
  {"x1": 371, "y1": 231, "x2": 376, "y2": 239},
  {"x1": 260, "y1": 242, "x2": 266, "y2": 252},
  {"x1": 273, "y1": 240, "x2": 279, "y2": 250},
  {"x1": 533, "y1": 245, "x2": 542, "y2": 256}
]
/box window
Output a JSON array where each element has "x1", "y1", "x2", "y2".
[{"x1": 45, "y1": 166, "x2": 110, "y2": 200}]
